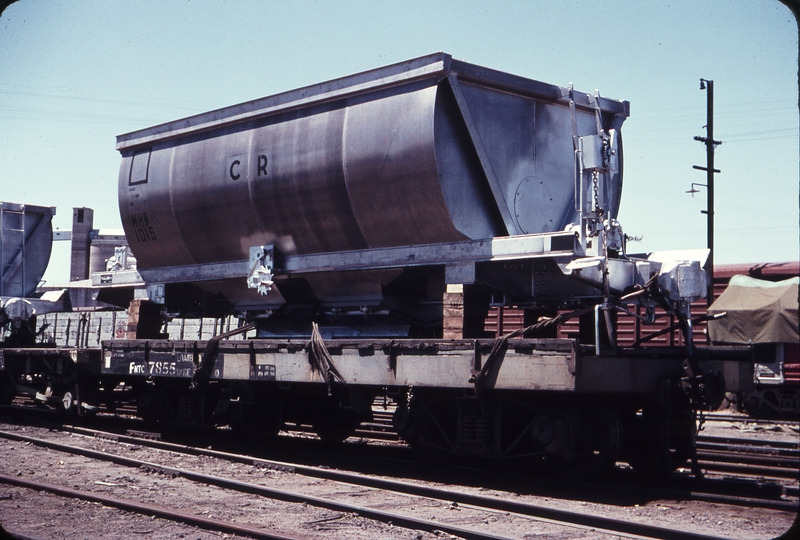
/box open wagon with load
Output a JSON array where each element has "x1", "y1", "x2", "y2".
[{"x1": 708, "y1": 275, "x2": 799, "y2": 416}]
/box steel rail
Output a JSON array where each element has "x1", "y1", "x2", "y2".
[
  {"x1": 0, "y1": 428, "x2": 735, "y2": 540},
  {"x1": 695, "y1": 459, "x2": 799, "y2": 480},
  {"x1": 700, "y1": 414, "x2": 800, "y2": 427},
  {"x1": 0, "y1": 526, "x2": 47, "y2": 540},
  {"x1": 655, "y1": 482, "x2": 797, "y2": 511},
  {"x1": 698, "y1": 434, "x2": 800, "y2": 451},
  {"x1": 0, "y1": 473, "x2": 307, "y2": 540},
  {"x1": 697, "y1": 448, "x2": 799, "y2": 467}
]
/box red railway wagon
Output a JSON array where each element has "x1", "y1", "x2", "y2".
[
  {"x1": 487, "y1": 261, "x2": 799, "y2": 343},
  {"x1": 486, "y1": 261, "x2": 800, "y2": 416}
]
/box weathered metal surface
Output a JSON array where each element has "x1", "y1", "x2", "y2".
[
  {"x1": 97, "y1": 337, "x2": 748, "y2": 395},
  {"x1": 102, "y1": 338, "x2": 578, "y2": 390},
  {"x1": 0, "y1": 347, "x2": 101, "y2": 372},
  {"x1": 1, "y1": 202, "x2": 56, "y2": 297},
  {"x1": 575, "y1": 349, "x2": 754, "y2": 394},
  {"x1": 126, "y1": 231, "x2": 577, "y2": 285},
  {"x1": 117, "y1": 53, "x2": 629, "y2": 313},
  {"x1": 99, "y1": 337, "x2": 753, "y2": 394}
]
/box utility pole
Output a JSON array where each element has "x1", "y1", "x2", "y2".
[{"x1": 692, "y1": 78, "x2": 722, "y2": 310}]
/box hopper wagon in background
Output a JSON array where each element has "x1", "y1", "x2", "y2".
[{"x1": 0, "y1": 202, "x2": 70, "y2": 344}]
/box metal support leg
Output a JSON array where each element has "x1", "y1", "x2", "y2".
[{"x1": 594, "y1": 304, "x2": 602, "y2": 356}]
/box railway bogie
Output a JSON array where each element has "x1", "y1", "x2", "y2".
[
  {"x1": 394, "y1": 386, "x2": 700, "y2": 477},
  {"x1": 0, "y1": 347, "x2": 100, "y2": 417}
]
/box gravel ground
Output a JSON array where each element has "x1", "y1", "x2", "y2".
[{"x1": 0, "y1": 418, "x2": 797, "y2": 540}]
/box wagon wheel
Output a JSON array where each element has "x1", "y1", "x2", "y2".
[
  {"x1": 102, "y1": 384, "x2": 118, "y2": 412},
  {"x1": 312, "y1": 408, "x2": 361, "y2": 444},
  {"x1": 0, "y1": 372, "x2": 16, "y2": 405},
  {"x1": 392, "y1": 398, "x2": 453, "y2": 464},
  {"x1": 626, "y1": 404, "x2": 695, "y2": 476},
  {"x1": 59, "y1": 384, "x2": 80, "y2": 418},
  {"x1": 229, "y1": 383, "x2": 282, "y2": 438},
  {"x1": 742, "y1": 391, "x2": 777, "y2": 418},
  {"x1": 545, "y1": 406, "x2": 623, "y2": 479},
  {"x1": 136, "y1": 384, "x2": 162, "y2": 425},
  {"x1": 627, "y1": 432, "x2": 693, "y2": 476}
]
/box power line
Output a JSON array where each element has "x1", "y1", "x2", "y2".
[
  {"x1": 0, "y1": 104, "x2": 170, "y2": 126},
  {"x1": 0, "y1": 83, "x2": 217, "y2": 112}
]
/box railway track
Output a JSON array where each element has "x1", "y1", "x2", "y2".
[
  {"x1": 2, "y1": 402, "x2": 797, "y2": 539},
  {"x1": 3, "y1": 424, "x2": 787, "y2": 540},
  {"x1": 0, "y1": 472, "x2": 305, "y2": 540},
  {"x1": 3, "y1": 418, "x2": 796, "y2": 520},
  {"x1": 696, "y1": 434, "x2": 800, "y2": 480}
]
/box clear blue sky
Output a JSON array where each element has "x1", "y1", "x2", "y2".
[{"x1": 1, "y1": 0, "x2": 797, "y2": 284}]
